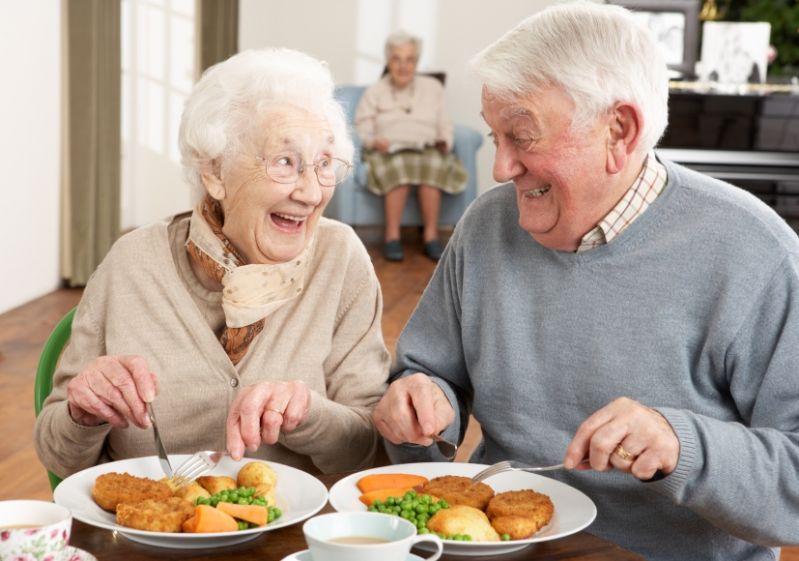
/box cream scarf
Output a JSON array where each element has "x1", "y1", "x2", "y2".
[{"x1": 185, "y1": 196, "x2": 313, "y2": 364}]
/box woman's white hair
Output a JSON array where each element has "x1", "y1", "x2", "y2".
[
  {"x1": 470, "y1": 1, "x2": 669, "y2": 153},
  {"x1": 178, "y1": 48, "x2": 354, "y2": 194},
  {"x1": 384, "y1": 30, "x2": 422, "y2": 61}
]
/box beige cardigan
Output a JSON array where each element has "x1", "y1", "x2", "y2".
[
  {"x1": 355, "y1": 75, "x2": 454, "y2": 150},
  {"x1": 34, "y1": 214, "x2": 390, "y2": 478}
]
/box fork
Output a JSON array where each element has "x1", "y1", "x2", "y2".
[
  {"x1": 169, "y1": 450, "x2": 225, "y2": 488},
  {"x1": 471, "y1": 459, "x2": 589, "y2": 484}
]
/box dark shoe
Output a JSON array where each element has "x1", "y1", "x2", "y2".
[
  {"x1": 383, "y1": 240, "x2": 404, "y2": 261},
  {"x1": 424, "y1": 239, "x2": 444, "y2": 261}
]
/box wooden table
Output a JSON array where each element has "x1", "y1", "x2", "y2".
[{"x1": 68, "y1": 473, "x2": 644, "y2": 561}]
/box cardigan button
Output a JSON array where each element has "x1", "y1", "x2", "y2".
[{"x1": 230, "y1": 378, "x2": 239, "y2": 388}]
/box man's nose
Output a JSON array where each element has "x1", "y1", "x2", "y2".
[{"x1": 493, "y1": 145, "x2": 524, "y2": 183}]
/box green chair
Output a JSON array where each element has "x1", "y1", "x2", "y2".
[{"x1": 34, "y1": 306, "x2": 76, "y2": 491}]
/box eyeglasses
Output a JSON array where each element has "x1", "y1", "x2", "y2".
[{"x1": 259, "y1": 152, "x2": 352, "y2": 187}]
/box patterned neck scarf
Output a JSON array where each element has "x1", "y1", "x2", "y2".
[{"x1": 185, "y1": 195, "x2": 313, "y2": 364}]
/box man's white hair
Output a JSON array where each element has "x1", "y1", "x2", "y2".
[
  {"x1": 384, "y1": 30, "x2": 422, "y2": 61},
  {"x1": 178, "y1": 48, "x2": 354, "y2": 194},
  {"x1": 470, "y1": 1, "x2": 669, "y2": 153}
]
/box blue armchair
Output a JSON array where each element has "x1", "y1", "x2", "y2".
[{"x1": 326, "y1": 85, "x2": 483, "y2": 227}]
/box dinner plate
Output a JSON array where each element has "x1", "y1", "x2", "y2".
[
  {"x1": 280, "y1": 549, "x2": 423, "y2": 561},
  {"x1": 54, "y1": 455, "x2": 328, "y2": 549},
  {"x1": 328, "y1": 462, "x2": 597, "y2": 557}
]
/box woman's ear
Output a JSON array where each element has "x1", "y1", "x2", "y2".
[
  {"x1": 605, "y1": 102, "x2": 643, "y2": 174},
  {"x1": 200, "y1": 159, "x2": 225, "y2": 200}
]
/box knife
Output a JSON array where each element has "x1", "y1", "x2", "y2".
[{"x1": 146, "y1": 402, "x2": 174, "y2": 477}]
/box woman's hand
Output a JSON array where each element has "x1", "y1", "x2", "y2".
[
  {"x1": 373, "y1": 137, "x2": 391, "y2": 154},
  {"x1": 563, "y1": 397, "x2": 680, "y2": 480},
  {"x1": 372, "y1": 373, "x2": 455, "y2": 447},
  {"x1": 66, "y1": 355, "x2": 157, "y2": 429},
  {"x1": 226, "y1": 380, "x2": 311, "y2": 460}
]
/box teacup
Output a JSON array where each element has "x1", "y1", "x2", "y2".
[
  {"x1": 0, "y1": 500, "x2": 72, "y2": 561},
  {"x1": 303, "y1": 511, "x2": 443, "y2": 561}
]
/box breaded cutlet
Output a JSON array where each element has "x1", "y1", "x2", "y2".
[
  {"x1": 92, "y1": 472, "x2": 172, "y2": 512},
  {"x1": 116, "y1": 497, "x2": 195, "y2": 533}
]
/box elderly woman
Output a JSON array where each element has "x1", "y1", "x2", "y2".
[
  {"x1": 355, "y1": 31, "x2": 468, "y2": 262},
  {"x1": 34, "y1": 48, "x2": 390, "y2": 478}
]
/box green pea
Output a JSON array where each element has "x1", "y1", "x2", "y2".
[{"x1": 501, "y1": 533, "x2": 511, "y2": 541}]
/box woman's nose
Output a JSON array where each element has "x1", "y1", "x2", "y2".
[
  {"x1": 291, "y1": 168, "x2": 324, "y2": 206},
  {"x1": 492, "y1": 144, "x2": 524, "y2": 183}
]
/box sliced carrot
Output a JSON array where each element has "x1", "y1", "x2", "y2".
[
  {"x1": 183, "y1": 504, "x2": 238, "y2": 533},
  {"x1": 356, "y1": 473, "x2": 429, "y2": 494},
  {"x1": 182, "y1": 515, "x2": 197, "y2": 533},
  {"x1": 358, "y1": 487, "x2": 414, "y2": 506},
  {"x1": 216, "y1": 501, "x2": 268, "y2": 526}
]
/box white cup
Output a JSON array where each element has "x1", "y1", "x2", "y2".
[
  {"x1": 0, "y1": 500, "x2": 72, "y2": 561},
  {"x1": 303, "y1": 511, "x2": 443, "y2": 561}
]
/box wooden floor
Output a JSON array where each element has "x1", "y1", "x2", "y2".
[{"x1": 0, "y1": 230, "x2": 794, "y2": 560}]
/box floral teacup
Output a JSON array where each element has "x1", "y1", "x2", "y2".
[{"x1": 0, "y1": 500, "x2": 72, "y2": 561}]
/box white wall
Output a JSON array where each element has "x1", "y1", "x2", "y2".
[
  {"x1": 0, "y1": 3, "x2": 62, "y2": 314},
  {"x1": 240, "y1": 0, "x2": 555, "y2": 196}
]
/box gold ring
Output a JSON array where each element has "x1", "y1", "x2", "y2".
[
  {"x1": 267, "y1": 408, "x2": 284, "y2": 416},
  {"x1": 614, "y1": 444, "x2": 635, "y2": 461}
]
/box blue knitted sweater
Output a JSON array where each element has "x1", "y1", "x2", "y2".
[{"x1": 387, "y1": 159, "x2": 799, "y2": 561}]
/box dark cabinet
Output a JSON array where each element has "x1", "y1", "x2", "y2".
[{"x1": 658, "y1": 89, "x2": 799, "y2": 232}]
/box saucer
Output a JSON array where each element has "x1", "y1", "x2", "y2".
[
  {"x1": 64, "y1": 546, "x2": 98, "y2": 561},
  {"x1": 280, "y1": 549, "x2": 423, "y2": 561}
]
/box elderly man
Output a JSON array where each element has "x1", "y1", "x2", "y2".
[{"x1": 372, "y1": 3, "x2": 799, "y2": 560}]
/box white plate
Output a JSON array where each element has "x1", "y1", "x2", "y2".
[
  {"x1": 280, "y1": 549, "x2": 423, "y2": 561},
  {"x1": 328, "y1": 462, "x2": 597, "y2": 557},
  {"x1": 54, "y1": 455, "x2": 328, "y2": 549}
]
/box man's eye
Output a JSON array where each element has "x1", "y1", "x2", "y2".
[{"x1": 511, "y1": 136, "x2": 535, "y2": 149}]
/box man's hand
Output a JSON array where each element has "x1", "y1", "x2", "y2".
[
  {"x1": 563, "y1": 397, "x2": 679, "y2": 480},
  {"x1": 372, "y1": 373, "x2": 455, "y2": 446}
]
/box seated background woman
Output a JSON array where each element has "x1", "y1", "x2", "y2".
[
  {"x1": 34, "y1": 48, "x2": 390, "y2": 477},
  {"x1": 355, "y1": 31, "x2": 468, "y2": 262}
]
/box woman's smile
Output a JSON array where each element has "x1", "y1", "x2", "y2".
[{"x1": 270, "y1": 211, "x2": 307, "y2": 233}]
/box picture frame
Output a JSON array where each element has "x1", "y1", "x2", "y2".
[
  {"x1": 609, "y1": 0, "x2": 700, "y2": 78},
  {"x1": 699, "y1": 21, "x2": 771, "y2": 84}
]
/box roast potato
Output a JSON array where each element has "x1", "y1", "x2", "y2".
[
  {"x1": 237, "y1": 461, "x2": 277, "y2": 503},
  {"x1": 196, "y1": 475, "x2": 237, "y2": 495}
]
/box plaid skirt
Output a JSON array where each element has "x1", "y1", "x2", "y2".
[{"x1": 363, "y1": 147, "x2": 468, "y2": 196}]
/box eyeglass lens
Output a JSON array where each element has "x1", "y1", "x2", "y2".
[{"x1": 266, "y1": 153, "x2": 349, "y2": 186}]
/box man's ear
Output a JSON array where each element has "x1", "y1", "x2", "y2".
[
  {"x1": 606, "y1": 102, "x2": 643, "y2": 174},
  {"x1": 200, "y1": 159, "x2": 225, "y2": 200}
]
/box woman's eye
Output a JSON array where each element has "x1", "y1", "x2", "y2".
[
  {"x1": 316, "y1": 157, "x2": 332, "y2": 169},
  {"x1": 275, "y1": 155, "x2": 295, "y2": 168}
]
